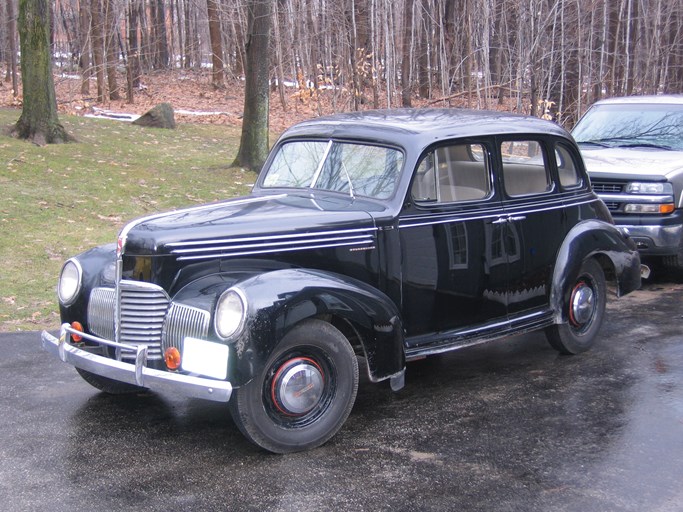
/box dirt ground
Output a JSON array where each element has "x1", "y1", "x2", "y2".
[{"x1": 1, "y1": 68, "x2": 511, "y2": 133}]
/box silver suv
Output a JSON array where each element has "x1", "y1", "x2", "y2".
[{"x1": 572, "y1": 95, "x2": 683, "y2": 271}]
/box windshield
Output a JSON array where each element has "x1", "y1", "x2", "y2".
[
  {"x1": 572, "y1": 103, "x2": 683, "y2": 151},
  {"x1": 261, "y1": 140, "x2": 404, "y2": 199}
]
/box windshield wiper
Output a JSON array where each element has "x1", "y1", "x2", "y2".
[
  {"x1": 613, "y1": 142, "x2": 673, "y2": 150},
  {"x1": 577, "y1": 140, "x2": 610, "y2": 147}
]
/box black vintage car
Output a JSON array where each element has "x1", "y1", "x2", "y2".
[{"x1": 43, "y1": 109, "x2": 642, "y2": 453}]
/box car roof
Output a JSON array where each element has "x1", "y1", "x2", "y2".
[
  {"x1": 279, "y1": 108, "x2": 569, "y2": 150},
  {"x1": 590, "y1": 95, "x2": 683, "y2": 106}
]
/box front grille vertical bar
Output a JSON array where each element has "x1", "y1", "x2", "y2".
[{"x1": 115, "y1": 256, "x2": 123, "y2": 350}]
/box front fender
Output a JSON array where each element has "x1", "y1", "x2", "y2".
[
  {"x1": 550, "y1": 220, "x2": 641, "y2": 322},
  {"x1": 231, "y1": 268, "x2": 404, "y2": 387}
]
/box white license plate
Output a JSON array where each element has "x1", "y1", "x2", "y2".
[{"x1": 182, "y1": 337, "x2": 229, "y2": 380}]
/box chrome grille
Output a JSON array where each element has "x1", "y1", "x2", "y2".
[
  {"x1": 87, "y1": 281, "x2": 170, "y2": 361},
  {"x1": 162, "y1": 303, "x2": 211, "y2": 353},
  {"x1": 119, "y1": 281, "x2": 170, "y2": 361},
  {"x1": 88, "y1": 287, "x2": 116, "y2": 341}
]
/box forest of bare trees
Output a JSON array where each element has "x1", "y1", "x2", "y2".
[{"x1": 1, "y1": 0, "x2": 682, "y2": 127}]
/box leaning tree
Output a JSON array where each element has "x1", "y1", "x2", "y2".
[{"x1": 11, "y1": 0, "x2": 73, "y2": 144}]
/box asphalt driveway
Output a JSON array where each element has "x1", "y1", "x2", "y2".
[{"x1": 1, "y1": 275, "x2": 682, "y2": 511}]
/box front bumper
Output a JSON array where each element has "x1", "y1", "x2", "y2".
[
  {"x1": 618, "y1": 223, "x2": 683, "y2": 255},
  {"x1": 41, "y1": 324, "x2": 233, "y2": 402}
]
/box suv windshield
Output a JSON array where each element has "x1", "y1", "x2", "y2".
[
  {"x1": 572, "y1": 103, "x2": 683, "y2": 151},
  {"x1": 261, "y1": 140, "x2": 404, "y2": 199}
]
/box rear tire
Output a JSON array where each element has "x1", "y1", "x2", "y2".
[
  {"x1": 229, "y1": 319, "x2": 359, "y2": 453},
  {"x1": 76, "y1": 368, "x2": 145, "y2": 394},
  {"x1": 546, "y1": 258, "x2": 606, "y2": 355},
  {"x1": 662, "y1": 237, "x2": 683, "y2": 276}
]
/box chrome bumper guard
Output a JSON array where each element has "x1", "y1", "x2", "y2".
[{"x1": 41, "y1": 324, "x2": 232, "y2": 402}]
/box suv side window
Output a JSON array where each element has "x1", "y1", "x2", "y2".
[
  {"x1": 554, "y1": 142, "x2": 582, "y2": 188},
  {"x1": 500, "y1": 139, "x2": 551, "y2": 196},
  {"x1": 412, "y1": 143, "x2": 490, "y2": 203}
]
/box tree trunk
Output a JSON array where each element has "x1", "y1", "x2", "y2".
[
  {"x1": 78, "y1": 0, "x2": 90, "y2": 95},
  {"x1": 104, "y1": 0, "x2": 120, "y2": 100},
  {"x1": 91, "y1": 0, "x2": 106, "y2": 101},
  {"x1": 128, "y1": 0, "x2": 141, "y2": 88},
  {"x1": 207, "y1": 0, "x2": 224, "y2": 87},
  {"x1": 12, "y1": 0, "x2": 73, "y2": 144},
  {"x1": 401, "y1": 0, "x2": 412, "y2": 107},
  {"x1": 7, "y1": 0, "x2": 19, "y2": 96},
  {"x1": 233, "y1": 0, "x2": 272, "y2": 173}
]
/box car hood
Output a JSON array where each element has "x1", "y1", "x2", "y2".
[
  {"x1": 121, "y1": 192, "x2": 383, "y2": 257},
  {"x1": 581, "y1": 147, "x2": 683, "y2": 180}
]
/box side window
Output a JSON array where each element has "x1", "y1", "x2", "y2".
[
  {"x1": 412, "y1": 143, "x2": 490, "y2": 204},
  {"x1": 555, "y1": 143, "x2": 582, "y2": 188},
  {"x1": 500, "y1": 140, "x2": 551, "y2": 197}
]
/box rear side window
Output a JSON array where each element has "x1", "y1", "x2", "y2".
[
  {"x1": 412, "y1": 143, "x2": 490, "y2": 204},
  {"x1": 500, "y1": 140, "x2": 551, "y2": 197},
  {"x1": 554, "y1": 143, "x2": 582, "y2": 188}
]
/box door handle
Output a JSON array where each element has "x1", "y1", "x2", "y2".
[{"x1": 508, "y1": 215, "x2": 526, "y2": 222}]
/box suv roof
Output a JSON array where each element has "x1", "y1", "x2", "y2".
[{"x1": 591, "y1": 95, "x2": 683, "y2": 106}]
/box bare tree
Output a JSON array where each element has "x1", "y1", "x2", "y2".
[
  {"x1": 6, "y1": 0, "x2": 19, "y2": 96},
  {"x1": 207, "y1": 0, "x2": 224, "y2": 87},
  {"x1": 233, "y1": 0, "x2": 273, "y2": 172}
]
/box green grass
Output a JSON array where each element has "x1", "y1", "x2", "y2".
[{"x1": 0, "y1": 108, "x2": 255, "y2": 331}]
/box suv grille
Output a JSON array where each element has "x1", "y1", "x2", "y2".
[
  {"x1": 591, "y1": 181, "x2": 624, "y2": 194},
  {"x1": 591, "y1": 180, "x2": 628, "y2": 211}
]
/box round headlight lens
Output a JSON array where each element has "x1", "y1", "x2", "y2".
[
  {"x1": 215, "y1": 289, "x2": 246, "y2": 339},
  {"x1": 58, "y1": 259, "x2": 82, "y2": 305}
]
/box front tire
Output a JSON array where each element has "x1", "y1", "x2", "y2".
[
  {"x1": 546, "y1": 258, "x2": 606, "y2": 355},
  {"x1": 229, "y1": 319, "x2": 359, "y2": 453}
]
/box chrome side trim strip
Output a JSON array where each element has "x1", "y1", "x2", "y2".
[
  {"x1": 166, "y1": 227, "x2": 378, "y2": 261},
  {"x1": 174, "y1": 239, "x2": 376, "y2": 261},
  {"x1": 166, "y1": 226, "x2": 378, "y2": 248},
  {"x1": 400, "y1": 194, "x2": 598, "y2": 229}
]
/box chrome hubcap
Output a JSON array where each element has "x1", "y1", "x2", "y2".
[
  {"x1": 570, "y1": 282, "x2": 595, "y2": 326},
  {"x1": 273, "y1": 358, "x2": 324, "y2": 416}
]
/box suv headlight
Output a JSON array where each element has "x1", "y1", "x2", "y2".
[
  {"x1": 214, "y1": 288, "x2": 246, "y2": 339},
  {"x1": 58, "y1": 259, "x2": 82, "y2": 305},
  {"x1": 624, "y1": 181, "x2": 675, "y2": 214},
  {"x1": 625, "y1": 182, "x2": 673, "y2": 195}
]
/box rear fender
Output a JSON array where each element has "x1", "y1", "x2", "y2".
[{"x1": 550, "y1": 220, "x2": 641, "y2": 322}]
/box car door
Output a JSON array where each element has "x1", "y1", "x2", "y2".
[
  {"x1": 399, "y1": 139, "x2": 511, "y2": 345},
  {"x1": 497, "y1": 136, "x2": 565, "y2": 318}
]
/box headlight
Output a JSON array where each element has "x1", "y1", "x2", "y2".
[
  {"x1": 624, "y1": 203, "x2": 675, "y2": 214},
  {"x1": 214, "y1": 288, "x2": 246, "y2": 339},
  {"x1": 58, "y1": 259, "x2": 82, "y2": 305},
  {"x1": 625, "y1": 182, "x2": 673, "y2": 195}
]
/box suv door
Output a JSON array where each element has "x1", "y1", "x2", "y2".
[
  {"x1": 497, "y1": 137, "x2": 565, "y2": 318},
  {"x1": 399, "y1": 140, "x2": 510, "y2": 344}
]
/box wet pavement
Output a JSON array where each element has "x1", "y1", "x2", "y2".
[{"x1": 1, "y1": 274, "x2": 682, "y2": 511}]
